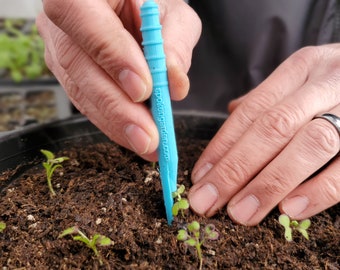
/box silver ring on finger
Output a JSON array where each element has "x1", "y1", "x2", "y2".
[{"x1": 313, "y1": 113, "x2": 340, "y2": 135}]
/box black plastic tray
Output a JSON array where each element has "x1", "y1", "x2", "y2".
[{"x1": 0, "y1": 111, "x2": 227, "y2": 175}]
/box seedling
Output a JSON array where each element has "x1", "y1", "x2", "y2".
[
  {"x1": 177, "y1": 221, "x2": 219, "y2": 270},
  {"x1": 40, "y1": 149, "x2": 69, "y2": 196},
  {"x1": 172, "y1": 184, "x2": 189, "y2": 217},
  {"x1": 279, "y1": 214, "x2": 311, "y2": 242},
  {"x1": 172, "y1": 185, "x2": 219, "y2": 270},
  {"x1": 0, "y1": 221, "x2": 6, "y2": 233},
  {"x1": 59, "y1": 226, "x2": 113, "y2": 265}
]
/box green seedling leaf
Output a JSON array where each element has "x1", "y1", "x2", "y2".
[
  {"x1": 185, "y1": 238, "x2": 198, "y2": 247},
  {"x1": 172, "y1": 203, "x2": 180, "y2": 216},
  {"x1": 291, "y1": 220, "x2": 299, "y2": 227},
  {"x1": 297, "y1": 228, "x2": 309, "y2": 240},
  {"x1": 299, "y1": 219, "x2": 311, "y2": 230},
  {"x1": 188, "y1": 221, "x2": 200, "y2": 232},
  {"x1": 177, "y1": 184, "x2": 185, "y2": 195},
  {"x1": 98, "y1": 236, "x2": 112, "y2": 246},
  {"x1": 279, "y1": 214, "x2": 293, "y2": 241},
  {"x1": 297, "y1": 219, "x2": 311, "y2": 240},
  {"x1": 172, "y1": 184, "x2": 185, "y2": 198},
  {"x1": 207, "y1": 230, "x2": 219, "y2": 241},
  {"x1": 279, "y1": 214, "x2": 290, "y2": 228},
  {"x1": 204, "y1": 224, "x2": 219, "y2": 240},
  {"x1": 172, "y1": 199, "x2": 190, "y2": 216},
  {"x1": 0, "y1": 221, "x2": 6, "y2": 233},
  {"x1": 177, "y1": 198, "x2": 189, "y2": 210},
  {"x1": 284, "y1": 226, "x2": 293, "y2": 242},
  {"x1": 177, "y1": 229, "x2": 188, "y2": 241},
  {"x1": 58, "y1": 226, "x2": 78, "y2": 238},
  {"x1": 204, "y1": 224, "x2": 215, "y2": 234},
  {"x1": 54, "y1": 157, "x2": 69, "y2": 163},
  {"x1": 41, "y1": 149, "x2": 55, "y2": 160},
  {"x1": 73, "y1": 235, "x2": 91, "y2": 246}
]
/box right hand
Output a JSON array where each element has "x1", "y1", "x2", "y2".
[{"x1": 37, "y1": 0, "x2": 201, "y2": 161}]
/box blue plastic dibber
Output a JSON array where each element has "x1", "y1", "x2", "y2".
[{"x1": 140, "y1": 0, "x2": 178, "y2": 224}]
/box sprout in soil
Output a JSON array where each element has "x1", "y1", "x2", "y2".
[
  {"x1": 172, "y1": 184, "x2": 190, "y2": 217},
  {"x1": 279, "y1": 214, "x2": 311, "y2": 242},
  {"x1": 0, "y1": 221, "x2": 6, "y2": 233},
  {"x1": 58, "y1": 226, "x2": 113, "y2": 265},
  {"x1": 172, "y1": 185, "x2": 219, "y2": 270},
  {"x1": 40, "y1": 149, "x2": 69, "y2": 196},
  {"x1": 177, "y1": 221, "x2": 219, "y2": 270}
]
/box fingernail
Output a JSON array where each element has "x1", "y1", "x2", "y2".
[
  {"x1": 228, "y1": 195, "x2": 260, "y2": 225},
  {"x1": 282, "y1": 196, "x2": 309, "y2": 218},
  {"x1": 125, "y1": 124, "x2": 151, "y2": 155},
  {"x1": 189, "y1": 183, "x2": 218, "y2": 215},
  {"x1": 119, "y1": 69, "x2": 147, "y2": 102},
  {"x1": 192, "y1": 163, "x2": 213, "y2": 183}
]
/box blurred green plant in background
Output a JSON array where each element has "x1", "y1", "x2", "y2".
[{"x1": 0, "y1": 19, "x2": 48, "y2": 82}]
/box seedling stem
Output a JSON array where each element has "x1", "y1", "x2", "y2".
[{"x1": 40, "y1": 149, "x2": 69, "y2": 196}]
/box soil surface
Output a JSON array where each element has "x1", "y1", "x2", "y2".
[{"x1": 0, "y1": 136, "x2": 339, "y2": 269}]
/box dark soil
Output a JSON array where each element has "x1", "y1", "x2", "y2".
[{"x1": 0, "y1": 136, "x2": 339, "y2": 269}]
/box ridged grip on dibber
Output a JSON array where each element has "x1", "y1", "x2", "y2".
[{"x1": 140, "y1": 0, "x2": 178, "y2": 224}]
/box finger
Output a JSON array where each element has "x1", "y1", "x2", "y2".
[
  {"x1": 280, "y1": 142, "x2": 340, "y2": 219},
  {"x1": 191, "y1": 47, "x2": 325, "y2": 183},
  {"x1": 227, "y1": 110, "x2": 340, "y2": 225},
  {"x1": 37, "y1": 12, "x2": 158, "y2": 161}
]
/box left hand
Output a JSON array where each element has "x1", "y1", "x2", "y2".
[
  {"x1": 37, "y1": 0, "x2": 201, "y2": 162},
  {"x1": 188, "y1": 44, "x2": 340, "y2": 226}
]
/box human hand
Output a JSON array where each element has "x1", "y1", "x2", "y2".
[
  {"x1": 188, "y1": 44, "x2": 340, "y2": 225},
  {"x1": 36, "y1": 0, "x2": 201, "y2": 161}
]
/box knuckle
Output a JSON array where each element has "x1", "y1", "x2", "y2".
[
  {"x1": 291, "y1": 46, "x2": 320, "y2": 67},
  {"x1": 89, "y1": 37, "x2": 124, "y2": 80},
  {"x1": 304, "y1": 121, "x2": 340, "y2": 157},
  {"x1": 215, "y1": 157, "x2": 250, "y2": 188},
  {"x1": 285, "y1": 46, "x2": 321, "y2": 80},
  {"x1": 238, "y1": 92, "x2": 274, "y2": 124},
  {"x1": 43, "y1": 48, "x2": 54, "y2": 71},
  {"x1": 61, "y1": 75, "x2": 87, "y2": 116},
  {"x1": 44, "y1": 0, "x2": 69, "y2": 25},
  {"x1": 262, "y1": 171, "x2": 291, "y2": 197},
  {"x1": 96, "y1": 95, "x2": 122, "y2": 121},
  {"x1": 257, "y1": 107, "x2": 297, "y2": 141},
  {"x1": 295, "y1": 46, "x2": 318, "y2": 57},
  {"x1": 321, "y1": 175, "x2": 340, "y2": 203},
  {"x1": 63, "y1": 75, "x2": 81, "y2": 101},
  {"x1": 90, "y1": 37, "x2": 114, "y2": 66},
  {"x1": 55, "y1": 34, "x2": 81, "y2": 71}
]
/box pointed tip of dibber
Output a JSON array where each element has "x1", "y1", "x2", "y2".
[{"x1": 161, "y1": 165, "x2": 177, "y2": 225}]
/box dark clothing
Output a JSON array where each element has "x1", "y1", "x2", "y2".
[{"x1": 173, "y1": 0, "x2": 340, "y2": 113}]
